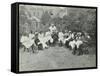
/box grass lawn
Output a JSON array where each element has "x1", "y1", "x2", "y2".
[{"x1": 19, "y1": 46, "x2": 96, "y2": 71}]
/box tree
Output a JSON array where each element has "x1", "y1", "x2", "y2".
[{"x1": 41, "y1": 11, "x2": 51, "y2": 25}]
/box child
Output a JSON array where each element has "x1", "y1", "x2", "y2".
[
  {"x1": 20, "y1": 33, "x2": 31, "y2": 52},
  {"x1": 58, "y1": 31, "x2": 64, "y2": 46}
]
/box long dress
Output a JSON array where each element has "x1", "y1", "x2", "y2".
[
  {"x1": 49, "y1": 26, "x2": 57, "y2": 34},
  {"x1": 20, "y1": 35, "x2": 35, "y2": 49},
  {"x1": 58, "y1": 32, "x2": 64, "y2": 42},
  {"x1": 45, "y1": 31, "x2": 53, "y2": 43},
  {"x1": 38, "y1": 33, "x2": 48, "y2": 49}
]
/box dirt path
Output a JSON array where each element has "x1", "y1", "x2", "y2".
[{"x1": 19, "y1": 46, "x2": 96, "y2": 71}]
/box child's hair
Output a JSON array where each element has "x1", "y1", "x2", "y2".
[
  {"x1": 48, "y1": 29, "x2": 50, "y2": 31},
  {"x1": 30, "y1": 30, "x2": 33, "y2": 33}
]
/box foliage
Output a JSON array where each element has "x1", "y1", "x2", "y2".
[
  {"x1": 19, "y1": 6, "x2": 96, "y2": 40},
  {"x1": 40, "y1": 11, "x2": 51, "y2": 25}
]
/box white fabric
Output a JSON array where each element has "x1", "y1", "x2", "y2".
[
  {"x1": 71, "y1": 33, "x2": 74, "y2": 39},
  {"x1": 58, "y1": 32, "x2": 64, "y2": 42},
  {"x1": 50, "y1": 38, "x2": 53, "y2": 43},
  {"x1": 64, "y1": 32, "x2": 69, "y2": 37},
  {"x1": 45, "y1": 31, "x2": 52, "y2": 42},
  {"x1": 87, "y1": 35, "x2": 90, "y2": 39},
  {"x1": 29, "y1": 33, "x2": 35, "y2": 39},
  {"x1": 38, "y1": 33, "x2": 44, "y2": 41},
  {"x1": 45, "y1": 31, "x2": 53, "y2": 43},
  {"x1": 67, "y1": 34, "x2": 72, "y2": 40},
  {"x1": 75, "y1": 40, "x2": 83, "y2": 49},
  {"x1": 20, "y1": 35, "x2": 35, "y2": 48},
  {"x1": 69, "y1": 40, "x2": 76, "y2": 49},
  {"x1": 63, "y1": 39, "x2": 67, "y2": 44},
  {"x1": 40, "y1": 38, "x2": 48, "y2": 49},
  {"x1": 49, "y1": 26, "x2": 57, "y2": 33},
  {"x1": 38, "y1": 34, "x2": 48, "y2": 49},
  {"x1": 63, "y1": 34, "x2": 72, "y2": 44}
]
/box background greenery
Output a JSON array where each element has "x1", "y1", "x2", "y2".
[{"x1": 19, "y1": 5, "x2": 96, "y2": 44}]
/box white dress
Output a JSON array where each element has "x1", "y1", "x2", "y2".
[
  {"x1": 45, "y1": 31, "x2": 53, "y2": 43},
  {"x1": 29, "y1": 33, "x2": 35, "y2": 39},
  {"x1": 20, "y1": 35, "x2": 35, "y2": 49},
  {"x1": 69, "y1": 40, "x2": 76, "y2": 49},
  {"x1": 75, "y1": 40, "x2": 83, "y2": 49},
  {"x1": 58, "y1": 32, "x2": 64, "y2": 42},
  {"x1": 38, "y1": 33, "x2": 48, "y2": 48},
  {"x1": 49, "y1": 26, "x2": 57, "y2": 34},
  {"x1": 63, "y1": 34, "x2": 72, "y2": 44},
  {"x1": 38, "y1": 33, "x2": 44, "y2": 41}
]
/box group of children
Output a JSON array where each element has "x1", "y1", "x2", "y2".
[{"x1": 20, "y1": 23, "x2": 91, "y2": 56}]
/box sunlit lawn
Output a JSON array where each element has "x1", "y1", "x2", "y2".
[{"x1": 19, "y1": 45, "x2": 96, "y2": 71}]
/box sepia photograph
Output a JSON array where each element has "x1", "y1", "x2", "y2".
[{"x1": 18, "y1": 3, "x2": 97, "y2": 72}]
